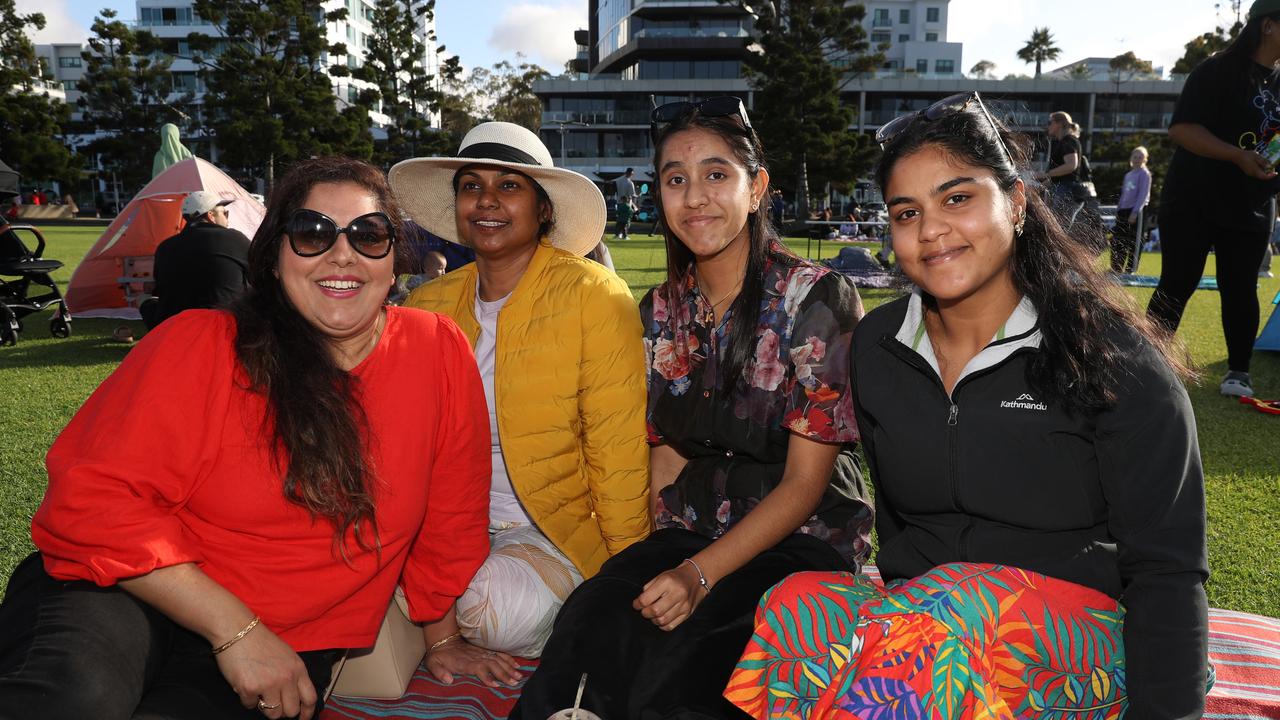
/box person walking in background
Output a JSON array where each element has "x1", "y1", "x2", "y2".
[
  {"x1": 141, "y1": 191, "x2": 249, "y2": 329},
  {"x1": 1148, "y1": 0, "x2": 1280, "y2": 398},
  {"x1": 614, "y1": 167, "x2": 637, "y2": 239},
  {"x1": 1111, "y1": 145, "x2": 1153, "y2": 273}
]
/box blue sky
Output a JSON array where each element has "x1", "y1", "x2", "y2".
[{"x1": 24, "y1": 0, "x2": 1238, "y2": 78}]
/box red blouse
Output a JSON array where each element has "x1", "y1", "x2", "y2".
[{"x1": 32, "y1": 307, "x2": 491, "y2": 651}]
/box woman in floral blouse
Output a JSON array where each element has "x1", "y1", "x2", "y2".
[{"x1": 511, "y1": 97, "x2": 873, "y2": 719}]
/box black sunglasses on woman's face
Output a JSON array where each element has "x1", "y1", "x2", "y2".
[
  {"x1": 649, "y1": 96, "x2": 753, "y2": 142},
  {"x1": 875, "y1": 91, "x2": 1014, "y2": 165},
  {"x1": 284, "y1": 209, "x2": 395, "y2": 259}
]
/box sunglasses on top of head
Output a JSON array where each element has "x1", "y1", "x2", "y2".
[
  {"x1": 284, "y1": 209, "x2": 395, "y2": 259},
  {"x1": 649, "y1": 96, "x2": 753, "y2": 142},
  {"x1": 875, "y1": 91, "x2": 1014, "y2": 164}
]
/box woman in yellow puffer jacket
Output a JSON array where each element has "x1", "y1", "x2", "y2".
[{"x1": 388, "y1": 122, "x2": 650, "y2": 685}]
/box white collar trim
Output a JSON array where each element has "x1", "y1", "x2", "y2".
[{"x1": 894, "y1": 289, "x2": 1042, "y2": 394}]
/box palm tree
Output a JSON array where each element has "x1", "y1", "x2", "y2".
[{"x1": 1017, "y1": 27, "x2": 1062, "y2": 78}]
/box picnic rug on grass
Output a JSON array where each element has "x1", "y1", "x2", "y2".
[{"x1": 320, "y1": 569, "x2": 1280, "y2": 720}]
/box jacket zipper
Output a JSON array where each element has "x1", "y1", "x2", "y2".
[{"x1": 880, "y1": 337, "x2": 1037, "y2": 562}]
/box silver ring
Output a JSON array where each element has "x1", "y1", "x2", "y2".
[
  {"x1": 257, "y1": 698, "x2": 281, "y2": 711},
  {"x1": 484, "y1": 650, "x2": 496, "y2": 657}
]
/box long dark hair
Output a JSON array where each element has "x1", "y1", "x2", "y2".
[
  {"x1": 875, "y1": 104, "x2": 1194, "y2": 412},
  {"x1": 652, "y1": 111, "x2": 801, "y2": 393},
  {"x1": 231, "y1": 156, "x2": 406, "y2": 555},
  {"x1": 1221, "y1": 11, "x2": 1280, "y2": 65}
]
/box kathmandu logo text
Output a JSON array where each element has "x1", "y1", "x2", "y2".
[{"x1": 1000, "y1": 393, "x2": 1047, "y2": 411}]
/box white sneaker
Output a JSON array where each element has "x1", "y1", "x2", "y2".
[
  {"x1": 1220, "y1": 372, "x2": 1255, "y2": 398},
  {"x1": 1261, "y1": 270, "x2": 1275, "y2": 278}
]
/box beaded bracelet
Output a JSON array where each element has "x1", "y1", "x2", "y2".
[
  {"x1": 212, "y1": 615, "x2": 261, "y2": 655},
  {"x1": 682, "y1": 558, "x2": 712, "y2": 594},
  {"x1": 427, "y1": 631, "x2": 463, "y2": 654}
]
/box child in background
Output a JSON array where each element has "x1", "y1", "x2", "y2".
[{"x1": 1111, "y1": 146, "x2": 1153, "y2": 273}]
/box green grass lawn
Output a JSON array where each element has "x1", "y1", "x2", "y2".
[{"x1": 3, "y1": 227, "x2": 1279, "y2": 616}]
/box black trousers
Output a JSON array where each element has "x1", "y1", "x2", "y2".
[
  {"x1": 1147, "y1": 209, "x2": 1271, "y2": 372},
  {"x1": 0, "y1": 553, "x2": 340, "y2": 720},
  {"x1": 1110, "y1": 207, "x2": 1140, "y2": 274},
  {"x1": 509, "y1": 528, "x2": 848, "y2": 720}
]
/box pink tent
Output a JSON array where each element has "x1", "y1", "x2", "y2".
[{"x1": 66, "y1": 158, "x2": 265, "y2": 319}]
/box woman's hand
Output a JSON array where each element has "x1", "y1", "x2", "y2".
[
  {"x1": 633, "y1": 560, "x2": 709, "y2": 632},
  {"x1": 1128, "y1": 211, "x2": 1139, "y2": 225},
  {"x1": 425, "y1": 638, "x2": 521, "y2": 687},
  {"x1": 1233, "y1": 147, "x2": 1278, "y2": 180},
  {"x1": 215, "y1": 624, "x2": 317, "y2": 719}
]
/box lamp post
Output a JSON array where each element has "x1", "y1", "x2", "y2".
[{"x1": 554, "y1": 119, "x2": 589, "y2": 168}]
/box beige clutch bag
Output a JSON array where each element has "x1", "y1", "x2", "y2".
[{"x1": 328, "y1": 586, "x2": 426, "y2": 699}]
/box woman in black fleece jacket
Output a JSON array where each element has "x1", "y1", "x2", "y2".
[{"x1": 725, "y1": 94, "x2": 1209, "y2": 720}]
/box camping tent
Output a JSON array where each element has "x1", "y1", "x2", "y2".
[
  {"x1": 0, "y1": 159, "x2": 18, "y2": 199},
  {"x1": 65, "y1": 157, "x2": 264, "y2": 319}
]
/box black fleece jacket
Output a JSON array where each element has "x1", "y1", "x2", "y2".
[{"x1": 853, "y1": 295, "x2": 1209, "y2": 720}]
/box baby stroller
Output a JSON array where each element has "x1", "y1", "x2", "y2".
[{"x1": 1, "y1": 220, "x2": 72, "y2": 346}]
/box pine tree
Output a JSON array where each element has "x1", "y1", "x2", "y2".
[
  {"x1": 190, "y1": 0, "x2": 373, "y2": 190},
  {"x1": 0, "y1": 0, "x2": 77, "y2": 187},
  {"x1": 737, "y1": 0, "x2": 883, "y2": 220},
  {"x1": 75, "y1": 9, "x2": 180, "y2": 193}
]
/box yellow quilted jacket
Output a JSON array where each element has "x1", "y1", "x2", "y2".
[{"x1": 405, "y1": 241, "x2": 651, "y2": 578}]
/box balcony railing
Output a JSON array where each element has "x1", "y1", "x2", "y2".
[{"x1": 543, "y1": 110, "x2": 651, "y2": 125}]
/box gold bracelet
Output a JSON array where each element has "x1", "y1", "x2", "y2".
[
  {"x1": 427, "y1": 631, "x2": 462, "y2": 654},
  {"x1": 211, "y1": 615, "x2": 261, "y2": 655},
  {"x1": 682, "y1": 558, "x2": 712, "y2": 594}
]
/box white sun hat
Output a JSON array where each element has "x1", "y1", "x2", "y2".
[{"x1": 388, "y1": 122, "x2": 606, "y2": 257}]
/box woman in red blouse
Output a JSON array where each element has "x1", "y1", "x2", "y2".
[{"x1": 0, "y1": 157, "x2": 491, "y2": 719}]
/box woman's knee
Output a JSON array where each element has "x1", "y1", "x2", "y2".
[{"x1": 457, "y1": 545, "x2": 580, "y2": 656}]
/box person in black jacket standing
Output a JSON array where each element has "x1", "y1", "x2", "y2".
[
  {"x1": 1148, "y1": 0, "x2": 1280, "y2": 398},
  {"x1": 142, "y1": 190, "x2": 249, "y2": 329},
  {"x1": 726, "y1": 93, "x2": 1209, "y2": 720}
]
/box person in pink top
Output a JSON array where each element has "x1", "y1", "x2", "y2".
[
  {"x1": 0, "y1": 157, "x2": 491, "y2": 720},
  {"x1": 1111, "y1": 145, "x2": 1153, "y2": 273}
]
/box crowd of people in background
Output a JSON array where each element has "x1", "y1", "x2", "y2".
[{"x1": 13, "y1": 3, "x2": 1280, "y2": 717}]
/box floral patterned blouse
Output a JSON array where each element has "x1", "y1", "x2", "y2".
[{"x1": 639, "y1": 250, "x2": 873, "y2": 567}]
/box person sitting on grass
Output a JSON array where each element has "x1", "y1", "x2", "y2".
[
  {"x1": 727, "y1": 92, "x2": 1210, "y2": 720},
  {"x1": 0, "y1": 156, "x2": 491, "y2": 720}
]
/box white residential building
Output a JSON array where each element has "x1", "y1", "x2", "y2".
[
  {"x1": 859, "y1": 0, "x2": 963, "y2": 78},
  {"x1": 134, "y1": 0, "x2": 441, "y2": 135}
]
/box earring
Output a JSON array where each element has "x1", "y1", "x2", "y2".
[{"x1": 1014, "y1": 213, "x2": 1026, "y2": 237}]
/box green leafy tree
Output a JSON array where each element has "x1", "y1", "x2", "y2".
[
  {"x1": 0, "y1": 0, "x2": 77, "y2": 187},
  {"x1": 354, "y1": 0, "x2": 451, "y2": 166},
  {"x1": 1171, "y1": 21, "x2": 1240, "y2": 74},
  {"x1": 969, "y1": 59, "x2": 996, "y2": 79},
  {"x1": 76, "y1": 9, "x2": 181, "y2": 193},
  {"x1": 1017, "y1": 27, "x2": 1061, "y2": 78},
  {"x1": 1064, "y1": 63, "x2": 1093, "y2": 80},
  {"x1": 190, "y1": 0, "x2": 373, "y2": 190},
  {"x1": 1106, "y1": 51, "x2": 1155, "y2": 130},
  {"x1": 467, "y1": 57, "x2": 551, "y2": 131},
  {"x1": 732, "y1": 0, "x2": 883, "y2": 220}
]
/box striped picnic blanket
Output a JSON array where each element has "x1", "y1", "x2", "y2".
[{"x1": 320, "y1": 569, "x2": 1280, "y2": 720}]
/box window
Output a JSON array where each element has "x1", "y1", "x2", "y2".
[
  {"x1": 872, "y1": 8, "x2": 890, "y2": 27},
  {"x1": 926, "y1": 32, "x2": 938, "y2": 41},
  {"x1": 899, "y1": 9, "x2": 910, "y2": 23},
  {"x1": 899, "y1": 34, "x2": 910, "y2": 42},
  {"x1": 58, "y1": 56, "x2": 81, "y2": 68},
  {"x1": 936, "y1": 59, "x2": 955, "y2": 74},
  {"x1": 62, "y1": 80, "x2": 76, "y2": 91},
  {"x1": 927, "y1": 7, "x2": 940, "y2": 22},
  {"x1": 916, "y1": 59, "x2": 928, "y2": 73},
  {"x1": 871, "y1": 32, "x2": 890, "y2": 43}
]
